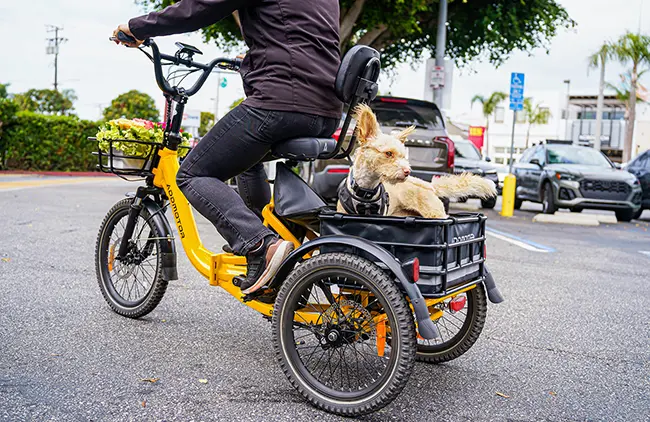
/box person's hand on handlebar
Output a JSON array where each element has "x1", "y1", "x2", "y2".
[{"x1": 112, "y1": 24, "x2": 143, "y2": 48}]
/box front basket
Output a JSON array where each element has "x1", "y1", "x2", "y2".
[{"x1": 90, "y1": 137, "x2": 160, "y2": 177}]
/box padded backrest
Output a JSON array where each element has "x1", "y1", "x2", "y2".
[{"x1": 334, "y1": 45, "x2": 381, "y2": 104}]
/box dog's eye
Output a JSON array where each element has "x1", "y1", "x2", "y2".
[{"x1": 385, "y1": 151, "x2": 393, "y2": 158}]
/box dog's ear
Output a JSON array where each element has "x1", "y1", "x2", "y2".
[
  {"x1": 396, "y1": 126, "x2": 415, "y2": 143},
  {"x1": 353, "y1": 103, "x2": 379, "y2": 143}
]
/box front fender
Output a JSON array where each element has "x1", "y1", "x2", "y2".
[
  {"x1": 142, "y1": 197, "x2": 178, "y2": 281},
  {"x1": 271, "y1": 235, "x2": 441, "y2": 340}
]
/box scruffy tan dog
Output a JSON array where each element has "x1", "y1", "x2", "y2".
[{"x1": 337, "y1": 104, "x2": 497, "y2": 219}]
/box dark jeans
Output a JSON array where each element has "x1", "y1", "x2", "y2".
[{"x1": 177, "y1": 104, "x2": 338, "y2": 255}]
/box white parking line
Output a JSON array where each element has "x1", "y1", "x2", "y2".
[{"x1": 486, "y1": 227, "x2": 555, "y2": 253}]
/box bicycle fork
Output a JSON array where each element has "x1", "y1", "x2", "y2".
[{"x1": 117, "y1": 186, "x2": 162, "y2": 259}]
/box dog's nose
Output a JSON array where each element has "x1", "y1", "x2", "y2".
[{"x1": 403, "y1": 168, "x2": 411, "y2": 177}]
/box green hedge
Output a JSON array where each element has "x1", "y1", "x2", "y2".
[{"x1": 3, "y1": 111, "x2": 99, "y2": 171}]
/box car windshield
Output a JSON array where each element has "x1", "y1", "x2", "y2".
[
  {"x1": 370, "y1": 101, "x2": 444, "y2": 130},
  {"x1": 547, "y1": 146, "x2": 612, "y2": 167},
  {"x1": 455, "y1": 141, "x2": 482, "y2": 160}
]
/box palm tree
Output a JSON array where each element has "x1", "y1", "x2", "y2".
[
  {"x1": 605, "y1": 72, "x2": 649, "y2": 121},
  {"x1": 523, "y1": 98, "x2": 552, "y2": 148},
  {"x1": 588, "y1": 44, "x2": 611, "y2": 152},
  {"x1": 471, "y1": 91, "x2": 508, "y2": 157},
  {"x1": 600, "y1": 32, "x2": 650, "y2": 162}
]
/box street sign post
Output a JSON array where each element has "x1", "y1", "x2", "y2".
[
  {"x1": 501, "y1": 72, "x2": 525, "y2": 218},
  {"x1": 508, "y1": 72, "x2": 525, "y2": 172}
]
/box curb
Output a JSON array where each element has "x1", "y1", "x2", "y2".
[
  {"x1": 532, "y1": 213, "x2": 600, "y2": 226},
  {"x1": 555, "y1": 212, "x2": 617, "y2": 224},
  {"x1": 0, "y1": 170, "x2": 114, "y2": 178}
]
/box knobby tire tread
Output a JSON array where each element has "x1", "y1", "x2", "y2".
[{"x1": 272, "y1": 253, "x2": 416, "y2": 417}]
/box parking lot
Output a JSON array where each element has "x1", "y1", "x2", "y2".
[{"x1": 1, "y1": 175, "x2": 648, "y2": 421}]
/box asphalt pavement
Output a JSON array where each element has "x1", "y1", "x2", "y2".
[{"x1": 1, "y1": 175, "x2": 648, "y2": 421}]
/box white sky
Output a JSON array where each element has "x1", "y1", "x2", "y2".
[{"x1": 1, "y1": 0, "x2": 648, "y2": 121}]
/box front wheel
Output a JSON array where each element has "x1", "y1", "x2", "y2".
[
  {"x1": 541, "y1": 182, "x2": 557, "y2": 214},
  {"x1": 615, "y1": 208, "x2": 636, "y2": 222},
  {"x1": 95, "y1": 198, "x2": 169, "y2": 318},
  {"x1": 481, "y1": 197, "x2": 497, "y2": 209},
  {"x1": 273, "y1": 253, "x2": 416, "y2": 417}
]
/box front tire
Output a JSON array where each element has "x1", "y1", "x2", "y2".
[
  {"x1": 481, "y1": 197, "x2": 497, "y2": 209},
  {"x1": 615, "y1": 208, "x2": 636, "y2": 222},
  {"x1": 95, "y1": 198, "x2": 168, "y2": 318},
  {"x1": 273, "y1": 253, "x2": 416, "y2": 417},
  {"x1": 541, "y1": 182, "x2": 557, "y2": 214}
]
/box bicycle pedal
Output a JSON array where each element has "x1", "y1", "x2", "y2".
[{"x1": 232, "y1": 275, "x2": 245, "y2": 287}]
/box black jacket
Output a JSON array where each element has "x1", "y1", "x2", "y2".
[{"x1": 129, "y1": 0, "x2": 343, "y2": 118}]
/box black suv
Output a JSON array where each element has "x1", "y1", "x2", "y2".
[
  {"x1": 625, "y1": 149, "x2": 650, "y2": 219},
  {"x1": 453, "y1": 138, "x2": 500, "y2": 208},
  {"x1": 308, "y1": 96, "x2": 454, "y2": 201},
  {"x1": 512, "y1": 142, "x2": 642, "y2": 221}
]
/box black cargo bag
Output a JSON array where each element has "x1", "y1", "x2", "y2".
[{"x1": 319, "y1": 212, "x2": 486, "y2": 296}]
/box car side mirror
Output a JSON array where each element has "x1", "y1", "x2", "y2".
[
  {"x1": 485, "y1": 156, "x2": 492, "y2": 162},
  {"x1": 530, "y1": 158, "x2": 543, "y2": 168}
]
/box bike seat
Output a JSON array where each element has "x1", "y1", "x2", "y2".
[{"x1": 272, "y1": 137, "x2": 337, "y2": 161}]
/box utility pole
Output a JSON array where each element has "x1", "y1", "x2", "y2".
[
  {"x1": 563, "y1": 79, "x2": 571, "y2": 142},
  {"x1": 433, "y1": 0, "x2": 448, "y2": 107},
  {"x1": 46, "y1": 25, "x2": 67, "y2": 92}
]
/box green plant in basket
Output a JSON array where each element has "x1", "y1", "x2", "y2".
[{"x1": 96, "y1": 118, "x2": 191, "y2": 158}]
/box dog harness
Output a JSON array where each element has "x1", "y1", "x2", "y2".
[{"x1": 338, "y1": 168, "x2": 389, "y2": 216}]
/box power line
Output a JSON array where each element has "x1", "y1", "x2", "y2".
[{"x1": 46, "y1": 25, "x2": 67, "y2": 92}]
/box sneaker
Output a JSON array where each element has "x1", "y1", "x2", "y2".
[{"x1": 240, "y1": 237, "x2": 294, "y2": 294}]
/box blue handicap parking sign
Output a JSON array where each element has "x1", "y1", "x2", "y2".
[{"x1": 509, "y1": 72, "x2": 525, "y2": 111}]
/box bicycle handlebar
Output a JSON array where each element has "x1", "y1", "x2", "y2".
[{"x1": 111, "y1": 31, "x2": 241, "y2": 98}]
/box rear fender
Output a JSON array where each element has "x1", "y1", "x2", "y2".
[{"x1": 271, "y1": 235, "x2": 441, "y2": 340}]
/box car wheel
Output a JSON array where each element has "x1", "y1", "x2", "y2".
[
  {"x1": 541, "y1": 182, "x2": 557, "y2": 214},
  {"x1": 615, "y1": 208, "x2": 636, "y2": 222},
  {"x1": 481, "y1": 197, "x2": 496, "y2": 209},
  {"x1": 632, "y1": 208, "x2": 644, "y2": 220},
  {"x1": 514, "y1": 197, "x2": 522, "y2": 210},
  {"x1": 570, "y1": 207, "x2": 583, "y2": 213},
  {"x1": 457, "y1": 197, "x2": 468, "y2": 203}
]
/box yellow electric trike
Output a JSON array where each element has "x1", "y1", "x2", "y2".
[{"x1": 93, "y1": 35, "x2": 503, "y2": 417}]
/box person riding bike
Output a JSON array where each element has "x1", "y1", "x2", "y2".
[{"x1": 114, "y1": 0, "x2": 342, "y2": 294}]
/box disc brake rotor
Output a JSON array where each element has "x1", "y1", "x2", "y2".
[{"x1": 322, "y1": 299, "x2": 376, "y2": 342}]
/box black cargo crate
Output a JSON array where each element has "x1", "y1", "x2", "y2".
[{"x1": 319, "y1": 212, "x2": 486, "y2": 296}]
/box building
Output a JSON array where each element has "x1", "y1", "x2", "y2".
[{"x1": 449, "y1": 90, "x2": 649, "y2": 165}]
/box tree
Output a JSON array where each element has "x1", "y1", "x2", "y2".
[
  {"x1": 103, "y1": 90, "x2": 160, "y2": 122},
  {"x1": 471, "y1": 92, "x2": 507, "y2": 157},
  {"x1": 605, "y1": 72, "x2": 649, "y2": 121},
  {"x1": 13, "y1": 89, "x2": 77, "y2": 115},
  {"x1": 199, "y1": 111, "x2": 214, "y2": 137},
  {"x1": 229, "y1": 97, "x2": 244, "y2": 110},
  {"x1": 136, "y1": 0, "x2": 574, "y2": 69},
  {"x1": 588, "y1": 45, "x2": 610, "y2": 152},
  {"x1": 523, "y1": 97, "x2": 552, "y2": 148},
  {"x1": 0, "y1": 83, "x2": 9, "y2": 99},
  {"x1": 598, "y1": 32, "x2": 650, "y2": 162}
]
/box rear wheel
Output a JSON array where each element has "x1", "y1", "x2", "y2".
[
  {"x1": 416, "y1": 285, "x2": 487, "y2": 364},
  {"x1": 541, "y1": 182, "x2": 557, "y2": 214},
  {"x1": 514, "y1": 197, "x2": 523, "y2": 210},
  {"x1": 273, "y1": 253, "x2": 416, "y2": 417},
  {"x1": 615, "y1": 208, "x2": 636, "y2": 222},
  {"x1": 95, "y1": 198, "x2": 168, "y2": 318},
  {"x1": 632, "y1": 208, "x2": 644, "y2": 220}
]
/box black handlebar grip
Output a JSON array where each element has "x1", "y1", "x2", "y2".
[{"x1": 117, "y1": 31, "x2": 137, "y2": 44}]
